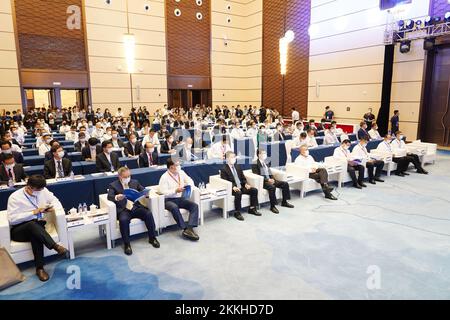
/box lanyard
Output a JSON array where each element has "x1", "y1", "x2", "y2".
[
  {"x1": 168, "y1": 171, "x2": 181, "y2": 187},
  {"x1": 23, "y1": 189, "x2": 38, "y2": 209},
  {"x1": 385, "y1": 142, "x2": 392, "y2": 151}
]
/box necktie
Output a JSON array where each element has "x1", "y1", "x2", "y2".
[
  {"x1": 148, "y1": 153, "x2": 153, "y2": 166},
  {"x1": 107, "y1": 155, "x2": 113, "y2": 170},
  {"x1": 8, "y1": 168, "x2": 13, "y2": 180},
  {"x1": 231, "y1": 166, "x2": 241, "y2": 187},
  {"x1": 57, "y1": 161, "x2": 64, "y2": 178}
]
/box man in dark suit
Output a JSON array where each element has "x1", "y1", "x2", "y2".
[
  {"x1": 44, "y1": 140, "x2": 68, "y2": 161},
  {"x1": 273, "y1": 124, "x2": 287, "y2": 141},
  {"x1": 160, "y1": 132, "x2": 177, "y2": 154},
  {"x1": 96, "y1": 140, "x2": 121, "y2": 172},
  {"x1": 0, "y1": 153, "x2": 27, "y2": 184},
  {"x1": 220, "y1": 151, "x2": 261, "y2": 221},
  {"x1": 110, "y1": 129, "x2": 125, "y2": 149},
  {"x1": 391, "y1": 110, "x2": 400, "y2": 133},
  {"x1": 74, "y1": 132, "x2": 88, "y2": 152},
  {"x1": 357, "y1": 121, "x2": 370, "y2": 141},
  {"x1": 179, "y1": 137, "x2": 196, "y2": 162},
  {"x1": 81, "y1": 138, "x2": 102, "y2": 161},
  {"x1": 0, "y1": 140, "x2": 24, "y2": 164},
  {"x1": 43, "y1": 145, "x2": 72, "y2": 179},
  {"x1": 124, "y1": 133, "x2": 142, "y2": 157},
  {"x1": 107, "y1": 167, "x2": 159, "y2": 255},
  {"x1": 139, "y1": 142, "x2": 159, "y2": 167},
  {"x1": 259, "y1": 106, "x2": 267, "y2": 123},
  {"x1": 252, "y1": 149, "x2": 294, "y2": 213}
]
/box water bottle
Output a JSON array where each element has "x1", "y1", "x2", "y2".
[
  {"x1": 82, "y1": 202, "x2": 87, "y2": 213},
  {"x1": 78, "y1": 203, "x2": 82, "y2": 214}
]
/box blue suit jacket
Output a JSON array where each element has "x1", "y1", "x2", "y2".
[{"x1": 357, "y1": 128, "x2": 370, "y2": 141}]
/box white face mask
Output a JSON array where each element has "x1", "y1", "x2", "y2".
[
  {"x1": 130, "y1": 139, "x2": 137, "y2": 144},
  {"x1": 259, "y1": 154, "x2": 267, "y2": 161},
  {"x1": 147, "y1": 148, "x2": 154, "y2": 153},
  {"x1": 169, "y1": 138, "x2": 174, "y2": 143},
  {"x1": 304, "y1": 150, "x2": 310, "y2": 157},
  {"x1": 122, "y1": 177, "x2": 130, "y2": 185},
  {"x1": 57, "y1": 151, "x2": 65, "y2": 158},
  {"x1": 112, "y1": 134, "x2": 118, "y2": 139},
  {"x1": 344, "y1": 145, "x2": 350, "y2": 150},
  {"x1": 186, "y1": 144, "x2": 192, "y2": 149},
  {"x1": 175, "y1": 165, "x2": 181, "y2": 173},
  {"x1": 2, "y1": 149, "x2": 12, "y2": 154},
  {"x1": 106, "y1": 148, "x2": 112, "y2": 154},
  {"x1": 79, "y1": 138, "x2": 86, "y2": 143},
  {"x1": 228, "y1": 157, "x2": 237, "y2": 165}
]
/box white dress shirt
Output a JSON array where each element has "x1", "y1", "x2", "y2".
[
  {"x1": 38, "y1": 143, "x2": 51, "y2": 156},
  {"x1": 65, "y1": 131, "x2": 78, "y2": 142},
  {"x1": 369, "y1": 129, "x2": 382, "y2": 140},
  {"x1": 390, "y1": 138, "x2": 406, "y2": 150},
  {"x1": 294, "y1": 154, "x2": 319, "y2": 172},
  {"x1": 142, "y1": 133, "x2": 160, "y2": 146},
  {"x1": 306, "y1": 136, "x2": 318, "y2": 148},
  {"x1": 209, "y1": 142, "x2": 231, "y2": 159},
  {"x1": 324, "y1": 132, "x2": 339, "y2": 145},
  {"x1": 230, "y1": 128, "x2": 245, "y2": 140},
  {"x1": 351, "y1": 143, "x2": 370, "y2": 161},
  {"x1": 292, "y1": 138, "x2": 308, "y2": 148},
  {"x1": 292, "y1": 110, "x2": 300, "y2": 122},
  {"x1": 7, "y1": 188, "x2": 62, "y2": 226},
  {"x1": 333, "y1": 146, "x2": 352, "y2": 161},
  {"x1": 376, "y1": 140, "x2": 394, "y2": 154},
  {"x1": 292, "y1": 128, "x2": 304, "y2": 139},
  {"x1": 246, "y1": 127, "x2": 258, "y2": 137},
  {"x1": 158, "y1": 170, "x2": 194, "y2": 198}
]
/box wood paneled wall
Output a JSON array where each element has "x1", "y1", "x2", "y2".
[
  {"x1": 262, "y1": 0, "x2": 311, "y2": 116},
  {"x1": 166, "y1": 0, "x2": 211, "y2": 89}
]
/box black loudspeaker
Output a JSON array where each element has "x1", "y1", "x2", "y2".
[
  {"x1": 423, "y1": 38, "x2": 435, "y2": 51},
  {"x1": 399, "y1": 40, "x2": 411, "y2": 53}
]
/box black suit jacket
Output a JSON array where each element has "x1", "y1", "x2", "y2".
[
  {"x1": 251, "y1": 159, "x2": 274, "y2": 183},
  {"x1": 138, "y1": 151, "x2": 159, "y2": 168},
  {"x1": 273, "y1": 132, "x2": 286, "y2": 141},
  {"x1": 81, "y1": 145, "x2": 102, "y2": 161},
  {"x1": 43, "y1": 158, "x2": 72, "y2": 179},
  {"x1": 220, "y1": 164, "x2": 247, "y2": 188},
  {"x1": 357, "y1": 128, "x2": 370, "y2": 141},
  {"x1": 111, "y1": 139, "x2": 125, "y2": 149},
  {"x1": 74, "y1": 141, "x2": 88, "y2": 152},
  {"x1": 124, "y1": 141, "x2": 142, "y2": 157},
  {"x1": 0, "y1": 151, "x2": 24, "y2": 164},
  {"x1": 96, "y1": 152, "x2": 121, "y2": 172},
  {"x1": 160, "y1": 140, "x2": 177, "y2": 154},
  {"x1": 0, "y1": 163, "x2": 27, "y2": 183},
  {"x1": 107, "y1": 179, "x2": 145, "y2": 215}
]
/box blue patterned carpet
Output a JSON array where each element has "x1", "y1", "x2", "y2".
[{"x1": 1, "y1": 151, "x2": 450, "y2": 300}]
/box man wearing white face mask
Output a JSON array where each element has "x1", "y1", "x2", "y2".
[
  {"x1": 0, "y1": 153, "x2": 27, "y2": 184},
  {"x1": 124, "y1": 133, "x2": 142, "y2": 157},
  {"x1": 107, "y1": 167, "x2": 159, "y2": 255},
  {"x1": 180, "y1": 137, "x2": 195, "y2": 162},
  {"x1": 352, "y1": 137, "x2": 385, "y2": 184},
  {"x1": 252, "y1": 149, "x2": 294, "y2": 213},
  {"x1": 96, "y1": 141, "x2": 120, "y2": 172},
  {"x1": 139, "y1": 142, "x2": 158, "y2": 167},
  {"x1": 391, "y1": 131, "x2": 428, "y2": 175},
  {"x1": 43, "y1": 145, "x2": 72, "y2": 179},
  {"x1": 38, "y1": 133, "x2": 53, "y2": 156},
  {"x1": 295, "y1": 145, "x2": 337, "y2": 200},
  {"x1": 333, "y1": 139, "x2": 366, "y2": 189},
  {"x1": 7, "y1": 175, "x2": 68, "y2": 281},
  {"x1": 158, "y1": 159, "x2": 200, "y2": 241},
  {"x1": 220, "y1": 151, "x2": 260, "y2": 221}
]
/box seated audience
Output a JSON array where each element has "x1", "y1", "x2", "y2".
[
  {"x1": 96, "y1": 140, "x2": 120, "y2": 172},
  {"x1": 376, "y1": 134, "x2": 411, "y2": 177},
  {"x1": 391, "y1": 131, "x2": 428, "y2": 175},
  {"x1": 209, "y1": 135, "x2": 232, "y2": 160},
  {"x1": 74, "y1": 132, "x2": 88, "y2": 152},
  {"x1": 158, "y1": 159, "x2": 200, "y2": 241},
  {"x1": 139, "y1": 142, "x2": 158, "y2": 167},
  {"x1": 0, "y1": 140, "x2": 24, "y2": 164},
  {"x1": 107, "y1": 167, "x2": 159, "y2": 255},
  {"x1": 221, "y1": 151, "x2": 260, "y2": 221},
  {"x1": 124, "y1": 133, "x2": 142, "y2": 157},
  {"x1": 160, "y1": 133, "x2": 177, "y2": 154},
  {"x1": 0, "y1": 153, "x2": 27, "y2": 184},
  {"x1": 252, "y1": 149, "x2": 294, "y2": 213},
  {"x1": 295, "y1": 145, "x2": 337, "y2": 200},
  {"x1": 352, "y1": 137, "x2": 385, "y2": 184},
  {"x1": 44, "y1": 145, "x2": 72, "y2": 179},
  {"x1": 333, "y1": 139, "x2": 366, "y2": 189},
  {"x1": 357, "y1": 121, "x2": 370, "y2": 141},
  {"x1": 368, "y1": 123, "x2": 382, "y2": 140},
  {"x1": 6, "y1": 175, "x2": 68, "y2": 281},
  {"x1": 82, "y1": 138, "x2": 102, "y2": 161},
  {"x1": 65, "y1": 126, "x2": 78, "y2": 142}
]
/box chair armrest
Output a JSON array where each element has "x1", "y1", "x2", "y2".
[
  {"x1": 146, "y1": 187, "x2": 163, "y2": 229},
  {"x1": 191, "y1": 186, "x2": 200, "y2": 204},
  {"x1": 286, "y1": 163, "x2": 309, "y2": 180},
  {"x1": 243, "y1": 171, "x2": 263, "y2": 189},
  {"x1": 209, "y1": 175, "x2": 232, "y2": 194},
  {"x1": 100, "y1": 194, "x2": 117, "y2": 239},
  {"x1": 0, "y1": 212, "x2": 11, "y2": 251},
  {"x1": 271, "y1": 168, "x2": 287, "y2": 182},
  {"x1": 53, "y1": 208, "x2": 68, "y2": 248}
]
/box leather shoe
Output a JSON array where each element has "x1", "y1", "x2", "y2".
[
  {"x1": 149, "y1": 237, "x2": 160, "y2": 248},
  {"x1": 418, "y1": 169, "x2": 428, "y2": 174},
  {"x1": 395, "y1": 172, "x2": 405, "y2": 177},
  {"x1": 248, "y1": 208, "x2": 262, "y2": 216},
  {"x1": 53, "y1": 244, "x2": 68, "y2": 256},
  {"x1": 369, "y1": 180, "x2": 376, "y2": 185},
  {"x1": 325, "y1": 192, "x2": 338, "y2": 200},
  {"x1": 323, "y1": 184, "x2": 334, "y2": 192},
  {"x1": 124, "y1": 243, "x2": 133, "y2": 255},
  {"x1": 403, "y1": 172, "x2": 410, "y2": 176},
  {"x1": 374, "y1": 177, "x2": 384, "y2": 182},
  {"x1": 359, "y1": 182, "x2": 367, "y2": 188},
  {"x1": 36, "y1": 268, "x2": 49, "y2": 282},
  {"x1": 353, "y1": 184, "x2": 362, "y2": 189},
  {"x1": 270, "y1": 206, "x2": 279, "y2": 214},
  {"x1": 182, "y1": 228, "x2": 200, "y2": 241},
  {"x1": 281, "y1": 201, "x2": 294, "y2": 208},
  {"x1": 234, "y1": 211, "x2": 244, "y2": 221}
]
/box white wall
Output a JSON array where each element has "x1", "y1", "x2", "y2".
[
  {"x1": 211, "y1": 0, "x2": 263, "y2": 107},
  {"x1": 308, "y1": 0, "x2": 429, "y2": 139},
  {"x1": 84, "y1": 0, "x2": 167, "y2": 115},
  {"x1": 0, "y1": 0, "x2": 22, "y2": 113}
]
